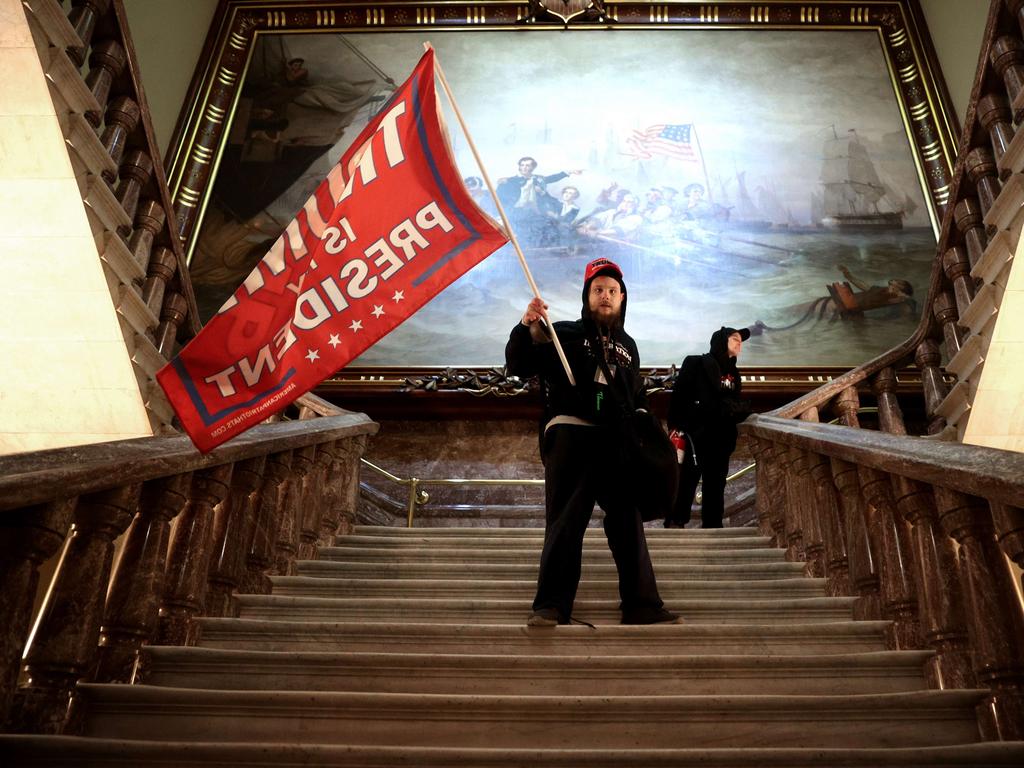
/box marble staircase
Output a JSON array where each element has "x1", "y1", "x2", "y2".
[{"x1": 5, "y1": 525, "x2": 1024, "y2": 766}]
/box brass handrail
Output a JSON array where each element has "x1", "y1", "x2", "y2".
[
  {"x1": 360, "y1": 458, "x2": 544, "y2": 527},
  {"x1": 361, "y1": 408, "x2": 886, "y2": 526}
]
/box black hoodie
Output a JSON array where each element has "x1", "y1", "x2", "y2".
[
  {"x1": 505, "y1": 271, "x2": 646, "y2": 432},
  {"x1": 667, "y1": 328, "x2": 748, "y2": 449}
]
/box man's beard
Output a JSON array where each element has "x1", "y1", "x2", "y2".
[{"x1": 590, "y1": 304, "x2": 621, "y2": 327}]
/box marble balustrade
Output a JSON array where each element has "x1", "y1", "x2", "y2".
[
  {"x1": 0, "y1": 411, "x2": 378, "y2": 735},
  {"x1": 742, "y1": 413, "x2": 1024, "y2": 741}
]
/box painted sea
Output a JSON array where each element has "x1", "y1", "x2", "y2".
[{"x1": 352, "y1": 227, "x2": 936, "y2": 368}]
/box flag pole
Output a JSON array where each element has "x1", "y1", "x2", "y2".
[
  {"x1": 691, "y1": 123, "x2": 715, "y2": 207},
  {"x1": 424, "y1": 42, "x2": 576, "y2": 387}
]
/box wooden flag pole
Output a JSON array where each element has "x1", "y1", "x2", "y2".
[{"x1": 424, "y1": 42, "x2": 576, "y2": 386}]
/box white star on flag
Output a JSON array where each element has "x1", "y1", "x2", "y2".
[
  {"x1": 305, "y1": 349, "x2": 320, "y2": 362},
  {"x1": 371, "y1": 305, "x2": 385, "y2": 318},
  {"x1": 328, "y1": 334, "x2": 341, "y2": 348},
  {"x1": 349, "y1": 319, "x2": 363, "y2": 332},
  {"x1": 392, "y1": 290, "x2": 405, "y2": 302}
]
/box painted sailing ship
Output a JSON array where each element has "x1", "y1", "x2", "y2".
[{"x1": 818, "y1": 128, "x2": 905, "y2": 230}]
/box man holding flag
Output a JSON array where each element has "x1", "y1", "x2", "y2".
[{"x1": 158, "y1": 49, "x2": 508, "y2": 452}]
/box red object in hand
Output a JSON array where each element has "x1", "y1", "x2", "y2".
[{"x1": 669, "y1": 430, "x2": 686, "y2": 452}]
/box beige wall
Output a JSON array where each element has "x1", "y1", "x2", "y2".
[
  {"x1": 0, "y1": 0, "x2": 152, "y2": 454},
  {"x1": 918, "y1": 0, "x2": 991, "y2": 124},
  {"x1": 121, "y1": 0, "x2": 218, "y2": 158}
]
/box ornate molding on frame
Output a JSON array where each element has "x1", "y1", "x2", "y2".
[{"x1": 167, "y1": 0, "x2": 958, "y2": 256}]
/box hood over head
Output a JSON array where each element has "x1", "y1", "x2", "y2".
[
  {"x1": 581, "y1": 258, "x2": 627, "y2": 325},
  {"x1": 709, "y1": 326, "x2": 750, "y2": 365}
]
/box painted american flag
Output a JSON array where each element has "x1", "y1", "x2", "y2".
[{"x1": 625, "y1": 123, "x2": 700, "y2": 162}]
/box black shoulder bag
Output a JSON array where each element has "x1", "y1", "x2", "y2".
[{"x1": 594, "y1": 350, "x2": 678, "y2": 523}]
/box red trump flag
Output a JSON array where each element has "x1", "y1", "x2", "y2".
[{"x1": 158, "y1": 49, "x2": 508, "y2": 452}]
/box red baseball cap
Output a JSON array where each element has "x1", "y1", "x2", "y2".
[{"x1": 583, "y1": 257, "x2": 623, "y2": 283}]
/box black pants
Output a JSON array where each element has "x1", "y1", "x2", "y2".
[
  {"x1": 533, "y1": 424, "x2": 664, "y2": 619},
  {"x1": 671, "y1": 433, "x2": 732, "y2": 528}
]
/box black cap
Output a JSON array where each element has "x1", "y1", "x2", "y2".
[{"x1": 722, "y1": 326, "x2": 751, "y2": 341}]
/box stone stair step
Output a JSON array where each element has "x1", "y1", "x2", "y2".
[
  {"x1": 317, "y1": 546, "x2": 786, "y2": 564},
  {"x1": 196, "y1": 618, "x2": 893, "y2": 655},
  {"x1": 76, "y1": 685, "x2": 987, "y2": 749},
  {"x1": 7, "y1": 737, "x2": 1024, "y2": 767},
  {"x1": 269, "y1": 575, "x2": 826, "y2": 600},
  {"x1": 142, "y1": 647, "x2": 931, "y2": 695},
  {"x1": 297, "y1": 559, "x2": 810, "y2": 580},
  {"x1": 233, "y1": 594, "x2": 855, "y2": 624},
  {"x1": 335, "y1": 533, "x2": 774, "y2": 549},
  {"x1": 353, "y1": 525, "x2": 764, "y2": 537}
]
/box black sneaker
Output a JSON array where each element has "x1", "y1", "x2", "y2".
[
  {"x1": 527, "y1": 608, "x2": 563, "y2": 627},
  {"x1": 621, "y1": 607, "x2": 683, "y2": 625}
]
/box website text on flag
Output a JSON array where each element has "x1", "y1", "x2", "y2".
[{"x1": 157, "y1": 49, "x2": 508, "y2": 452}]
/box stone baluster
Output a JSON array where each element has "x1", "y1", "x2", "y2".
[
  {"x1": 334, "y1": 435, "x2": 368, "y2": 538},
  {"x1": 834, "y1": 385, "x2": 860, "y2": 428},
  {"x1": 272, "y1": 446, "x2": 315, "y2": 576},
  {"x1": 915, "y1": 340, "x2": 949, "y2": 435},
  {"x1": 243, "y1": 451, "x2": 292, "y2": 596},
  {"x1": 156, "y1": 464, "x2": 234, "y2": 647},
  {"x1": 748, "y1": 440, "x2": 776, "y2": 541},
  {"x1": 942, "y1": 246, "x2": 977, "y2": 319},
  {"x1": 859, "y1": 468, "x2": 921, "y2": 649},
  {"x1": 0, "y1": 500, "x2": 77, "y2": 729},
  {"x1": 871, "y1": 367, "x2": 906, "y2": 436},
  {"x1": 14, "y1": 485, "x2": 140, "y2": 734},
  {"x1": 964, "y1": 148, "x2": 1001, "y2": 226},
  {"x1": 115, "y1": 150, "x2": 154, "y2": 232},
  {"x1": 142, "y1": 247, "x2": 177, "y2": 319},
  {"x1": 953, "y1": 197, "x2": 988, "y2": 273},
  {"x1": 794, "y1": 449, "x2": 825, "y2": 578},
  {"x1": 989, "y1": 502, "x2": 1024, "y2": 590},
  {"x1": 155, "y1": 292, "x2": 188, "y2": 357},
  {"x1": 807, "y1": 453, "x2": 850, "y2": 597},
  {"x1": 95, "y1": 474, "x2": 192, "y2": 684},
  {"x1": 933, "y1": 291, "x2": 965, "y2": 360},
  {"x1": 128, "y1": 200, "x2": 165, "y2": 274},
  {"x1": 301, "y1": 445, "x2": 335, "y2": 560},
  {"x1": 779, "y1": 449, "x2": 806, "y2": 565},
  {"x1": 66, "y1": 0, "x2": 112, "y2": 66},
  {"x1": 892, "y1": 476, "x2": 974, "y2": 689},
  {"x1": 978, "y1": 93, "x2": 1015, "y2": 177},
  {"x1": 98, "y1": 96, "x2": 140, "y2": 183},
  {"x1": 316, "y1": 442, "x2": 346, "y2": 548},
  {"x1": 831, "y1": 458, "x2": 881, "y2": 621},
  {"x1": 83, "y1": 39, "x2": 126, "y2": 128},
  {"x1": 990, "y1": 35, "x2": 1024, "y2": 122},
  {"x1": 764, "y1": 446, "x2": 789, "y2": 551},
  {"x1": 934, "y1": 488, "x2": 1024, "y2": 740},
  {"x1": 206, "y1": 457, "x2": 266, "y2": 619}
]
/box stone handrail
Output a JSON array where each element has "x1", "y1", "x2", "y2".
[
  {"x1": 740, "y1": 413, "x2": 1024, "y2": 740},
  {"x1": 0, "y1": 410, "x2": 379, "y2": 735}
]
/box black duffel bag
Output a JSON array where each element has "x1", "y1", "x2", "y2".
[{"x1": 596, "y1": 356, "x2": 678, "y2": 523}]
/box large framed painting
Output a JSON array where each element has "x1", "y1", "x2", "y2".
[{"x1": 167, "y1": 0, "x2": 958, "y2": 382}]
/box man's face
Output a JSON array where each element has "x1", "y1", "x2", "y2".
[
  {"x1": 562, "y1": 187, "x2": 579, "y2": 202},
  {"x1": 518, "y1": 159, "x2": 537, "y2": 177},
  {"x1": 727, "y1": 332, "x2": 743, "y2": 358},
  {"x1": 618, "y1": 194, "x2": 638, "y2": 213},
  {"x1": 588, "y1": 276, "x2": 623, "y2": 323}
]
